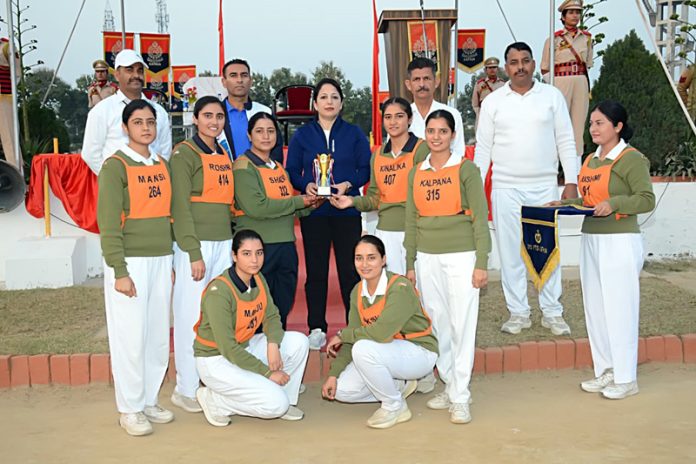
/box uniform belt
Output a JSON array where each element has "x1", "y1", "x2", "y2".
[{"x1": 554, "y1": 62, "x2": 587, "y2": 77}]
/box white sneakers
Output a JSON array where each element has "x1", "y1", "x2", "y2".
[
  {"x1": 449, "y1": 402, "x2": 472, "y2": 424},
  {"x1": 501, "y1": 315, "x2": 532, "y2": 334},
  {"x1": 426, "y1": 391, "x2": 451, "y2": 410},
  {"x1": 366, "y1": 402, "x2": 412, "y2": 429},
  {"x1": 415, "y1": 372, "x2": 437, "y2": 394},
  {"x1": 399, "y1": 379, "x2": 418, "y2": 399},
  {"x1": 501, "y1": 315, "x2": 571, "y2": 336},
  {"x1": 143, "y1": 405, "x2": 174, "y2": 424},
  {"x1": 119, "y1": 406, "x2": 174, "y2": 436},
  {"x1": 602, "y1": 381, "x2": 639, "y2": 400},
  {"x1": 580, "y1": 370, "x2": 615, "y2": 393},
  {"x1": 120, "y1": 412, "x2": 153, "y2": 436},
  {"x1": 171, "y1": 390, "x2": 203, "y2": 413},
  {"x1": 196, "y1": 387, "x2": 231, "y2": 427},
  {"x1": 581, "y1": 370, "x2": 639, "y2": 399},
  {"x1": 308, "y1": 328, "x2": 327, "y2": 351},
  {"x1": 280, "y1": 405, "x2": 305, "y2": 421},
  {"x1": 541, "y1": 316, "x2": 572, "y2": 336}
]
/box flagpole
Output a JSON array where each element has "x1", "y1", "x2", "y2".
[
  {"x1": 6, "y1": 0, "x2": 22, "y2": 174},
  {"x1": 120, "y1": 0, "x2": 126, "y2": 45},
  {"x1": 419, "y1": 0, "x2": 429, "y2": 57},
  {"x1": 453, "y1": 0, "x2": 458, "y2": 105},
  {"x1": 549, "y1": 0, "x2": 555, "y2": 86}
]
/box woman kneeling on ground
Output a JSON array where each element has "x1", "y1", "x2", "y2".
[
  {"x1": 194, "y1": 229, "x2": 310, "y2": 426},
  {"x1": 321, "y1": 235, "x2": 438, "y2": 429}
]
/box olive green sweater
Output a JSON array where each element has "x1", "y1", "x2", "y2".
[
  {"x1": 194, "y1": 270, "x2": 284, "y2": 377},
  {"x1": 328, "y1": 271, "x2": 438, "y2": 377},
  {"x1": 170, "y1": 139, "x2": 234, "y2": 262},
  {"x1": 232, "y1": 154, "x2": 311, "y2": 244},
  {"x1": 404, "y1": 158, "x2": 491, "y2": 271},
  {"x1": 563, "y1": 148, "x2": 655, "y2": 234},
  {"x1": 353, "y1": 136, "x2": 430, "y2": 231},
  {"x1": 97, "y1": 151, "x2": 173, "y2": 279}
]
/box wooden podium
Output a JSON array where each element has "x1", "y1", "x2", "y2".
[{"x1": 378, "y1": 9, "x2": 457, "y2": 103}]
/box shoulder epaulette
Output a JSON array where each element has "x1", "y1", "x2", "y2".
[
  {"x1": 580, "y1": 29, "x2": 592, "y2": 37},
  {"x1": 476, "y1": 77, "x2": 486, "y2": 84},
  {"x1": 554, "y1": 29, "x2": 565, "y2": 37}
]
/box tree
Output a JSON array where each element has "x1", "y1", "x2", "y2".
[
  {"x1": 1, "y1": 0, "x2": 45, "y2": 147},
  {"x1": 25, "y1": 68, "x2": 87, "y2": 150},
  {"x1": 269, "y1": 67, "x2": 308, "y2": 95},
  {"x1": 588, "y1": 30, "x2": 688, "y2": 168},
  {"x1": 250, "y1": 72, "x2": 272, "y2": 107}
]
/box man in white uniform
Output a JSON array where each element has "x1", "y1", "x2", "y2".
[
  {"x1": 474, "y1": 42, "x2": 578, "y2": 336},
  {"x1": 82, "y1": 49, "x2": 171, "y2": 174},
  {"x1": 405, "y1": 57, "x2": 465, "y2": 157}
]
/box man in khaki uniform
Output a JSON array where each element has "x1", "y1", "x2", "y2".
[
  {"x1": 542, "y1": 0, "x2": 592, "y2": 170},
  {"x1": 472, "y1": 57, "x2": 505, "y2": 131},
  {"x1": 87, "y1": 59, "x2": 118, "y2": 108},
  {"x1": 0, "y1": 34, "x2": 21, "y2": 169},
  {"x1": 677, "y1": 65, "x2": 696, "y2": 120}
]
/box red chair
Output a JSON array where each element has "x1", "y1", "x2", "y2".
[{"x1": 273, "y1": 85, "x2": 315, "y2": 141}]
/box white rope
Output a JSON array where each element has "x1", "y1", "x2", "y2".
[
  {"x1": 41, "y1": 0, "x2": 86, "y2": 106},
  {"x1": 634, "y1": 0, "x2": 696, "y2": 137},
  {"x1": 495, "y1": 0, "x2": 517, "y2": 41}
]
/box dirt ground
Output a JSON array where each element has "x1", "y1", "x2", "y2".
[{"x1": 1, "y1": 364, "x2": 694, "y2": 464}]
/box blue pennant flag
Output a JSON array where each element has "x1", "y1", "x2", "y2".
[{"x1": 521, "y1": 205, "x2": 594, "y2": 290}]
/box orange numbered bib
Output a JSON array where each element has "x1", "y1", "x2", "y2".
[
  {"x1": 177, "y1": 141, "x2": 234, "y2": 205},
  {"x1": 579, "y1": 148, "x2": 633, "y2": 207},
  {"x1": 258, "y1": 164, "x2": 294, "y2": 200},
  {"x1": 111, "y1": 154, "x2": 171, "y2": 221},
  {"x1": 194, "y1": 274, "x2": 268, "y2": 348},
  {"x1": 374, "y1": 143, "x2": 419, "y2": 205},
  {"x1": 412, "y1": 161, "x2": 471, "y2": 217},
  {"x1": 357, "y1": 275, "x2": 432, "y2": 340}
]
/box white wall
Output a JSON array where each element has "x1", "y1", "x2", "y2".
[{"x1": 1, "y1": 182, "x2": 694, "y2": 284}]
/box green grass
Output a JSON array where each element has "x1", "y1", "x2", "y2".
[{"x1": 1, "y1": 277, "x2": 695, "y2": 354}]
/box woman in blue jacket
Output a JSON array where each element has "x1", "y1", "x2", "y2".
[{"x1": 286, "y1": 77, "x2": 371, "y2": 350}]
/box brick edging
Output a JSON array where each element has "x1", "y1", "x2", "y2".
[{"x1": 1, "y1": 334, "x2": 695, "y2": 388}]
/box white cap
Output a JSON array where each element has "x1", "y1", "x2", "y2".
[{"x1": 114, "y1": 49, "x2": 148, "y2": 69}]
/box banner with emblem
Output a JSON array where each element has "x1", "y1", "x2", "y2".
[
  {"x1": 170, "y1": 65, "x2": 196, "y2": 112},
  {"x1": 457, "y1": 29, "x2": 486, "y2": 73},
  {"x1": 521, "y1": 205, "x2": 594, "y2": 290},
  {"x1": 407, "y1": 20, "x2": 439, "y2": 69},
  {"x1": 140, "y1": 33, "x2": 171, "y2": 106},
  {"x1": 103, "y1": 32, "x2": 135, "y2": 73}
]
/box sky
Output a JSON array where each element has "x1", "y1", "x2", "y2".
[{"x1": 0, "y1": 0, "x2": 661, "y2": 91}]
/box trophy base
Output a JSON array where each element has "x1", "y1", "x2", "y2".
[{"x1": 317, "y1": 186, "x2": 332, "y2": 197}]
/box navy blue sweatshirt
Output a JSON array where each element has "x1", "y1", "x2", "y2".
[{"x1": 286, "y1": 117, "x2": 371, "y2": 217}]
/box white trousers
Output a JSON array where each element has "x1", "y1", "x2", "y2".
[
  {"x1": 580, "y1": 233, "x2": 643, "y2": 384},
  {"x1": 415, "y1": 251, "x2": 479, "y2": 404},
  {"x1": 172, "y1": 240, "x2": 232, "y2": 398},
  {"x1": 335, "y1": 339, "x2": 437, "y2": 411},
  {"x1": 492, "y1": 187, "x2": 563, "y2": 317},
  {"x1": 196, "y1": 332, "x2": 309, "y2": 419},
  {"x1": 104, "y1": 255, "x2": 173, "y2": 413},
  {"x1": 374, "y1": 228, "x2": 406, "y2": 275}
]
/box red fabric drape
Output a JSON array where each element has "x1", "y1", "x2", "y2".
[
  {"x1": 218, "y1": 0, "x2": 225, "y2": 76},
  {"x1": 371, "y1": 0, "x2": 382, "y2": 146},
  {"x1": 25, "y1": 154, "x2": 99, "y2": 233},
  {"x1": 464, "y1": 145, "x2": 493, "y2": 221}
]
